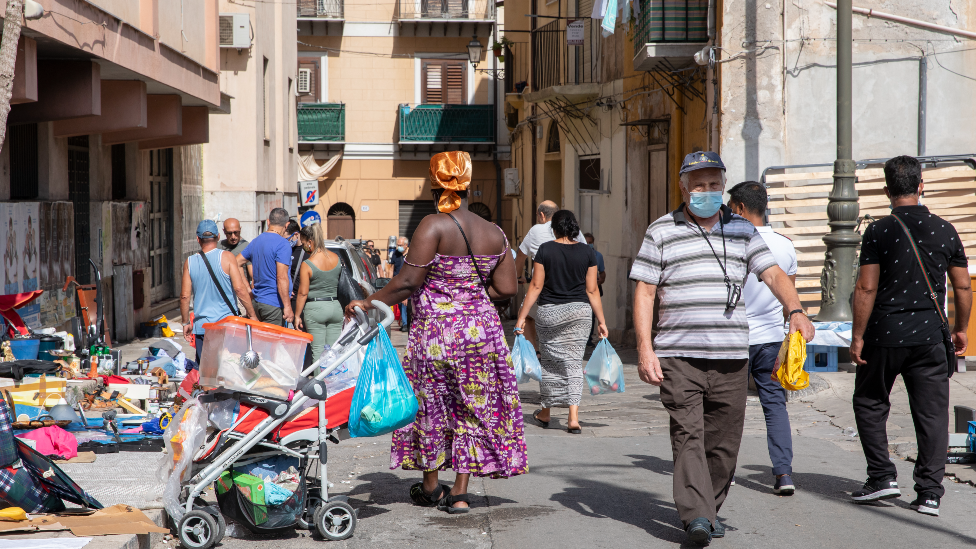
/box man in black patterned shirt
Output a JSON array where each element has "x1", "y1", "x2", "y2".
[{"x1": 850, "y1": 155, "x2": 971, "y2": 516}]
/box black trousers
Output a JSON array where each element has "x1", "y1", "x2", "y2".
[{"x1": 853, "y1": 343, "x2": 949, "y2": 497}]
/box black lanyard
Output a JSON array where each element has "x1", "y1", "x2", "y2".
[{"x1": 688, "y1": 208, "x2": 741, "y2": 313}]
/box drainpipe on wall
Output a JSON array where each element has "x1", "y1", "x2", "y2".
[
  {"x1": 493, "y1": 19, "x2": 503, "y2": 226},
  {"x1": 918, "y1": 56, "x2": 926, "y2": 157},
  {"x1": 708, "y1": 0, "x2": 719, "y2": 153}
]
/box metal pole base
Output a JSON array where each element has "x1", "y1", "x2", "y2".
[{"x1": 816, "y1": 158, "x2": 859, "y2": 322}]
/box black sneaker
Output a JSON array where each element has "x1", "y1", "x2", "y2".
[
  {"x1": 851, "y1": 476, "x2": 901, "y2": 502},
  {"x1": 910, "y1": 493, "x2": 940, "y2": 516},
  {"x1": 686, "y1": 517, "x2": 712, "y2": 545},
  {"x1": 711, "y1": 518, "x2": 725, "y2": 538}
]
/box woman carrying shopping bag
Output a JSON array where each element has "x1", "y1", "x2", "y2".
[
  {"x1": 515, "y1": 210, "x2": 608, "y2": 434},
  {"x1": 344, "y1": 151, "x2": 525, "y2": 514}
]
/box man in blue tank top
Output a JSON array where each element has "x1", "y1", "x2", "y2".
[{"x1": 180, "y1": 220, "x2": 256, "y2": 365}]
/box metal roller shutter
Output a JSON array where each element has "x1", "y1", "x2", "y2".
[{"x1": 398, "y1": 200, "x2": 438, "y2": 240}]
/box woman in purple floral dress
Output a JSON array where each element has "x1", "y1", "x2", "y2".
[{"x1": 345, "y1": 151, "x2": 525, "y2": 513}]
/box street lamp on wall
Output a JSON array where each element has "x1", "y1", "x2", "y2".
[{"x1": 467, "y1": 36, "x2": 482, "y2": 65}]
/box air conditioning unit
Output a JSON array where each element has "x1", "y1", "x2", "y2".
[
  {"x1": 297, "y1": 68, "x2": 312, "y2": 94},
  {"x1": 219, "y1": 13, "x2": 250, "y2": 49},
  {"x1": 504, "y1": 168, "x2": 520, "y2": 197}
]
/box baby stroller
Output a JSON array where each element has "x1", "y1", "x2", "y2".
[{"x1": 162, "y1": 302, "x2": 394, "y2": 549}]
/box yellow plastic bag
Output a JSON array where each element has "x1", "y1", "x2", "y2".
[
  {"x1": 0, "y1": 507, "x2": 27, "y2": 521},
  {"x1": 773, "y1": 331, "x2": 809, "y2": 391},
  {"x1": 158, "y1": 315, "x2": 176, "y2": 338}
]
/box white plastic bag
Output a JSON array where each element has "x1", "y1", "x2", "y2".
[
  {"x1": 584, "y1": 339, "x2": 625, "y2": 395},
  {"x1": 157, "y1": 397, "x2": 208, "y2": 522},
  {"x1": 511, "y1": 334, "x2": 542, "y2": 383}
]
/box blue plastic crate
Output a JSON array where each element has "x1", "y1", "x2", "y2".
[
  {"x1": 969, "y1": 421, "x2": 976, "y2": 453},
  {"x1": 804, "y1": 345, "x2": 838, "y2": 372}
]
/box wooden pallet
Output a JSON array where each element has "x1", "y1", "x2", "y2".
[{"x1": 764, "y1": 164, "x2": 976, "y2": 319}]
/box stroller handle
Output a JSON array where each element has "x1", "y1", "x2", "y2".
[{"x1": 370, "y1": 300, "x2": 395, "y2": 330}]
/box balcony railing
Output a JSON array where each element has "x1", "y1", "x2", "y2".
[
  {"x1": 298, "y1": 103, "x2": 345, "y2": 142},
  {"x1": 531, "y1": 19, "x2": 601, "y2": 92},
  {"x1": 398, "y1": 0, "x2": 495, "y2": 21},
  {"x1": 399, "y1": 104, "x2": 494, "y2": 143},
  {"x1": 297, "y1": 0, "x2": 343, "y2": 19},
  {"x1": 504, "y1": 43, "x2": 530, "y2": 95},
  {"x1": 633, "y1": 0, "x2": 709, "y2": 55}
]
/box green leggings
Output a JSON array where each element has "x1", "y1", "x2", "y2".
[{"x1": 303, "y1": 301, "x2": 343, "y2": 362}]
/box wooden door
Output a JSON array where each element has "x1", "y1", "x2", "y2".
[{"x1": 327, "y1": 215, "x2": 354, "y2": 240}]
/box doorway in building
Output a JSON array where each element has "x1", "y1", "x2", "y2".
[
  {"x1": 327, "y1": 203, "x2": 355, "y2": 240},
  {"x1": 68, "y1": 136, "x2": 91, "y2": 284},
  {"x1": 543, "y1": 160, "x2": 562, "y2": 206},
  {"x1": 398, "y1": 200, "x2": 437, "y2": 241},
  {"x1": 648, "y1": 144, "x2": 669, "y2": 223},
  {"x1": 149, "y1": 149, "x2": 174, "y2": 303}
]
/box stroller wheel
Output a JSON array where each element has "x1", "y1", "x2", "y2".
[
  {"x1": 314, "y1": 500, "x2": 357, "y2": 541},
  {"x1": 193, "y1": 498, "x2": 226, "y2": 544},
  {"x1": 178, "y1": 510, "x2": 219, "y2": 549}
]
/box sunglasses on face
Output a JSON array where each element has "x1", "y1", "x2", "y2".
[{"x1": 225, "y1": 231, "x2": 241, "y2": 236}]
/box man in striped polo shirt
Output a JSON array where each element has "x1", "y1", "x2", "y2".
[{"x1": 630, "y1": 151, "x2": 814, "y2": 545}]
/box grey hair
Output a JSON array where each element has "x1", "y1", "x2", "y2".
[
  {"x1": 268, "y1": 207, "x2": 290, "y2": 227},
  {"x1": 678, "y1": 171, "x2": 727, "y2": 189}
]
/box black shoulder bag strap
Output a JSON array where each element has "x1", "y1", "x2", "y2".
[
  {"x1": 198, "y1": 250, "x2": 242, "y2": 317},
  {"x1": 291, "y1": 248, "x2": 306, "y2": 290},
  {"x1": 447, "y1": 213, "x2": 492, "y2": 289},
  {"x1": 890, "y1": 214, "x2": 956, "y2": 377}
]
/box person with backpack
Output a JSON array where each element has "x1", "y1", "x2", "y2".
[{"x1": 180, "y1": 220, "x2": 256, "y2": 365}]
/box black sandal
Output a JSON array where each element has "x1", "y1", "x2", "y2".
[
  {"x1": 532, "y1": 409, "x2": 549, "y2": 429},
  {"x1": 409, "y1": 482, "x2": 448, "y2": 507},
  {"x1": 437, "y1": 493, "x2": 471, "y2": 514},
  {"x1": 567, "y1": 425, "x2": 582, "y2": 435}
]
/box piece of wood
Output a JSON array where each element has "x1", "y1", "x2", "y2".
[{"x1": 116, "y1": 396, "x2": 146, "y2": 415}]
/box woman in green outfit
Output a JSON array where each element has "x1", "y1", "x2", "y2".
[{"x1": 294, "y1": 222, "x2": 343, "y2": 361}]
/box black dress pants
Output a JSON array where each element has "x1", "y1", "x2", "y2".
[{"x1": 853, "y1": 343, "x2": 949, "y2": 497}]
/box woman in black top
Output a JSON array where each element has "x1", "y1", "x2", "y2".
[{"x1": 515, "y1": 210, "x2": 608, "y2": 433}]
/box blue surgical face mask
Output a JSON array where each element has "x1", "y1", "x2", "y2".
[
  {"x1": 397, "y1": 246, "x2": 405, "y2": 253},
  {"x1": 687, "y1": 191, "x2": 724, "y2": 218}
]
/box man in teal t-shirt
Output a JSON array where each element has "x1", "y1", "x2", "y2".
[{"x1": 238, "y1": 207, "x2": 294, "y2": 326}]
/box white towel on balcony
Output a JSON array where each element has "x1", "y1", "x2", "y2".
[{"x1": 298, "y1": 151, "x2": 342, "y2": 182}]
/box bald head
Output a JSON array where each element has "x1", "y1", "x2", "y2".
[
  {"x1": 537, "y1": 201, "x2": 558, "y2": 223},
  {"x1": 223, "y1": 218, "x2": 242, "y2": 246}
]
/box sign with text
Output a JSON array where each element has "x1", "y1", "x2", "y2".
[
  {"x1": 299, "y1": 180, "x2": 319, "y2": 206},
  {"x1": 567, "y1": 20, "x2": 584, "y2": 46}
]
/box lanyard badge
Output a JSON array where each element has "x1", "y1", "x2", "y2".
[{"x1": 689, "y1": 210, "x2": 741, "y2": 314}]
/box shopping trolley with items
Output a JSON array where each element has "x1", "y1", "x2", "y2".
[{"x1": 159, "y1": 301, "x2": 395, "y2": 548}]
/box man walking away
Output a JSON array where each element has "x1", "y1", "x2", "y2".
[
  {"x1": 584, "y1": 232, "x2": 606, "y2": 347},
  {"x1": 181, "y1": 220, "x2": 256, "y2": 365},
  {"x1": 220, "y1": 218, "x2": 251, "y2": 286},
  {"x1": 390, "y1": 237, "x2": 410, "y2": 331},
  {"x1": 630, "y1": 151, "x2": 814, "y2": 545},
  {"x1": 727, "y1": 181, "x2": 798, "y2": 496},
  {"x1": 850, "y1": 155, "x2": 970, "y2": 516},
  {"x1": 239, "y1": 207, "x2": 295, "y2": 326},
  {"x1": 515, "y1": 201, "x2": 587, "y2": 347}
]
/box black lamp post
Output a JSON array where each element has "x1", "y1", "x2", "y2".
[{"x1": 467, "y1": 36, "x2": 482, "y2": 65}]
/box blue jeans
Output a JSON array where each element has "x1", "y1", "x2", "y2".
[
  {"x1": 399, "y1": 302, "x2": 410, "y2": 329},
  {"x1": 749, "y1": 342, "x2": 793, "y2": 476}
]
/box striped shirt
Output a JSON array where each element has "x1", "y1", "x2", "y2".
[{"x1": 629, "y1": 205, "x2": 779, "y2": 359}]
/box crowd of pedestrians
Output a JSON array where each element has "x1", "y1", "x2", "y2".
[{"x1": 179, "y1": 149, "x2": 967, "y2": 545}]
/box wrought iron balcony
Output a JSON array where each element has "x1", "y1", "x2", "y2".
[
  {"x1": 396, "y1": 0, "x2": 495, "y2": 37},
  {"x1": 633, "y1": 0, "x2": 710, "y2": 71},
  {"x1": 298, "y1": 103, "x2": 344, "y2": 142},
  {"x1": 297, "y1": 0, "x2": 342, "y2": 18},
  {"x1": 398, "y1": 104, "x2": 494, "y2": 143}
]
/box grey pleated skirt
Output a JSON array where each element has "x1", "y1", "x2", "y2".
[{"x1": 535, "y1": 302, "x2": 593, "y2": 407}]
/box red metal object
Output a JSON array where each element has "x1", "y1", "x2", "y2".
[{"x1": 0, "y1": 290, "x2": 44, "y2": 337}]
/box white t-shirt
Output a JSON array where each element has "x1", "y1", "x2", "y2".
[
  {"x1": 743, "y1": 226, "x2": 798, "y2": 345},
  {"x1": 518, "y1": 221, "x2": 587, "y2": 260}
]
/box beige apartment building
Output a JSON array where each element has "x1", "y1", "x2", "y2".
[
  {"x1": 0, "y1": 0, "x2": 218, "y2": 340},
  {"x1": 203, "y1": 0, "x2": 299, "y2": 239},
  {"x1": 295, "y1": 0, "x2": 508, "y2": 245}
]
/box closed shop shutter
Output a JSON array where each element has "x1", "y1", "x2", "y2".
[
  {"x1": 297, "y1": 57, "x2": 319, "y2": 103},
  {"x1": 398, "y1": 200, "x2": 438, "y2": 240},
  {"x1": 421, "y1": 60, "x2": 466, "y2": 104}
]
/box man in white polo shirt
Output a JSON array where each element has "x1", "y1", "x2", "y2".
[
  {"x1": 728, "y1": 181, "x2": 799, "y2": 497},
  {"x1": 515, "y1": 200, "x2": 586, "y2": 347}
]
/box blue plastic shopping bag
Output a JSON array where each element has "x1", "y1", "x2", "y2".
[
  {"x1": 510, "y1": 334, "x2": 542, "y2": 383},
  {"x1": 348, "y1": 328, "x2": 419, "y2": 438},
  {"x1": 584, "y1": 339, "x2": 625, "y2": 395}
]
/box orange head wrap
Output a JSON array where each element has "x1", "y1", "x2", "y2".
[{"x1": 429, "y1": 151, "x2": 472, "y2": 214}]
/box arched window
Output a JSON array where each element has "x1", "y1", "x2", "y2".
[
  {"x1": 326, "y1": 202, "x2": 355, "y2": 240},
  {"x1": 468, "y1": 202, "x2": 492, "y2": 221},
  {"x1": 546, "y1": 123, "x2": 561, "y2": 153}
]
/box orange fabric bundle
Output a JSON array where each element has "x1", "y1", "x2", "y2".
[{"x1": 429, "y1": 151, "x2": 472, "y2": 213}]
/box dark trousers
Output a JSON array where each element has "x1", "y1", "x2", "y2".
[
  {"x1": 853, "y1": 343, "x2": 949, "y2": 497},
  {"x1": 194, "y1": 334, "x2": 204, "y2": 366},
  {"x1": 749, "y1": 342, "x2": 793, "y2": 476},
  {"x1": 252, "y1": 300, "x2": 285, "y2": 326},
  {"x1": 659, "y1": 356, "x2": 749, "y2": 527},
  {"x1": 399, "y1": 302, "x2": 410, "y2": 329}
]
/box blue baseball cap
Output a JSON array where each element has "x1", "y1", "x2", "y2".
[
  {"x1": 196, "y1": 219, "x2": 219, "y2": 238},
  {"x1": 679, "y1": 151, "x2": 726, "y2": 175}
]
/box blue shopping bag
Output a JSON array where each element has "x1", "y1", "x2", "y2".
[
  {"x1": 584, "y1": 339, "x2": 625, "y2": 395},
  {"x1": 511, "y1": 334, "x2": 542, "y2": 383},
  {"x1": 347, "y1": 328, "x2": 419, "y2": 438}
]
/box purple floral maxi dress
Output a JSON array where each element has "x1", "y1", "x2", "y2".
[{"x1": 390, "y1": 239, "x2": 528, "y2": 478}]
